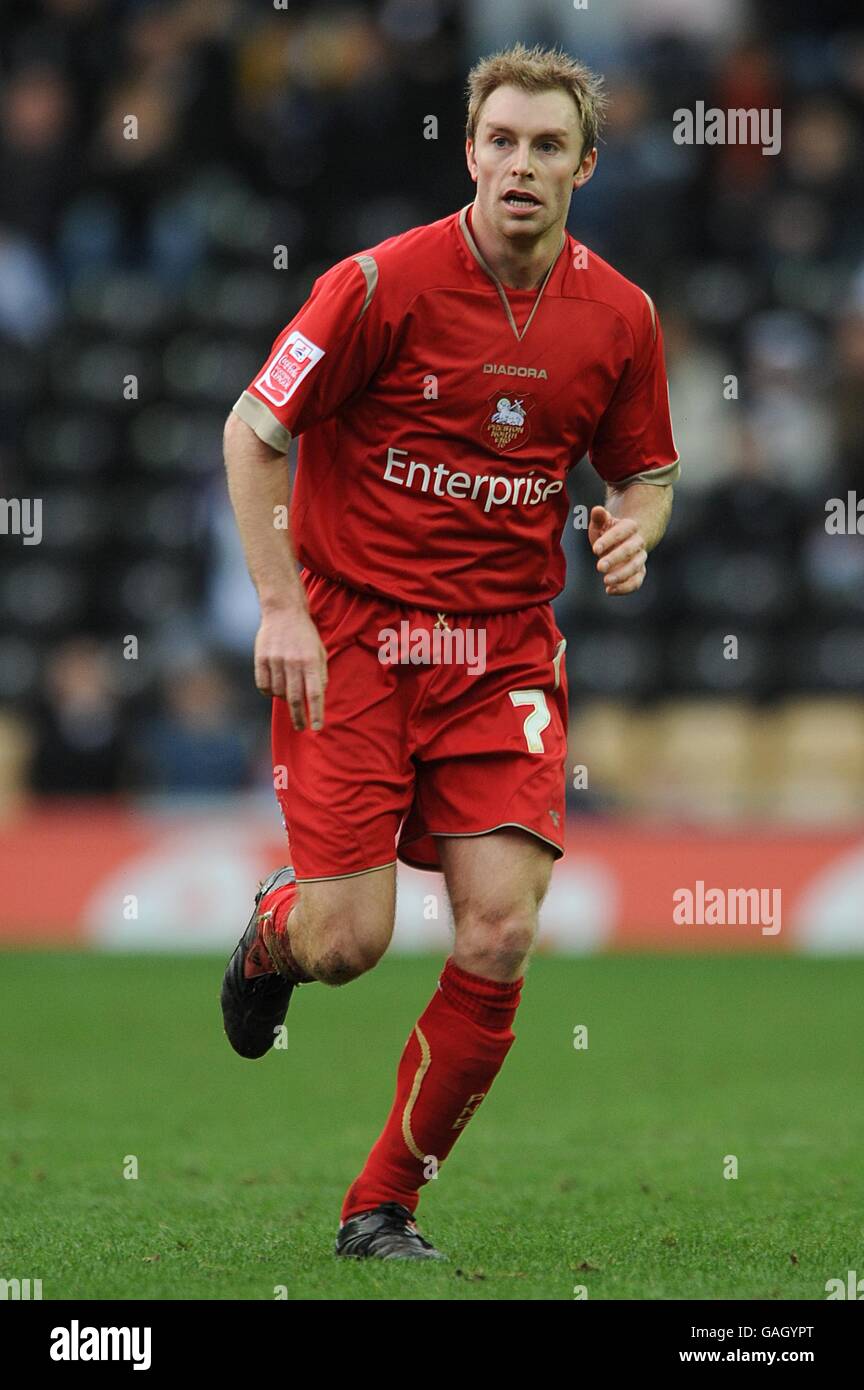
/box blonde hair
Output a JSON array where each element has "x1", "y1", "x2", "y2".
[{"x1": 465, "y1": 41, "x2": 607, "y2": 160}]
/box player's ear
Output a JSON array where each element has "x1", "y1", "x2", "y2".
[
  {"x1": 573, "y1": 148, "x2": 597, "y2": 189},
  {"x1": 465, "y1": 138, "x2": 478, "y2": 181}
]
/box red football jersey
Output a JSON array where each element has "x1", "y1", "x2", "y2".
[{"x1": 233, "y1": 203, "x2": 679, "y2": 613}]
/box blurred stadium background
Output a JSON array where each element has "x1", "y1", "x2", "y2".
[{"x1": 0, "y1": 0, "x2": 863, "y2": 951}]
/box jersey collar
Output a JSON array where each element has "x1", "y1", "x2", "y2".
[{"x1": 458, "y1": 202, "x2": 566, "y2": 344}]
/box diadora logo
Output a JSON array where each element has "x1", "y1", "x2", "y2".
[
  {"x1": 255, "y1": 330, "x2": 325, "y2": 407},
  {"x1": 483, "y1": 363, "x2": 548, "y2": 379},
  {"x1": 483, "y1": 392, "x2": 534, "y2": 452}
]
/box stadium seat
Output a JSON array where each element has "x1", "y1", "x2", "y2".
[
  {"x1": 567, "y1": 699, "x2": 648, "y2": 805},
  {"x1": 766, "y1": 696, "x2": 864, "y2": 823},
  {"x1": 566, "y1": 629, "x2": 662, "y2": 698},
  {"x1": 50, "y1": 341, "x2": 153, "y2": 409},
  {"x1": 162, "y1": 332, "x2": 263, "y2": 405},
  {"x1": 183, "y1": 268, "x2": 296, "y2": 333},
  {"x1": 31, "y1": 491, "x2": 107, "y2": 551},
  {"x1": 635, "y1": 698, "x2": 761, "y2": 820},
  {"x1": 0, "y1": 637, "x2": 42, "y2": 702},
  {"x1": 0, "y1": 708, "x2": 32, "y2": 809},
  {"x1": 66, "y1": 269, "x2": 171, "y2": 338},
  {"x1": 25, "y1": 413, "x2": 117, "y2": 477},
  {"x1": 668, "y1": 626, "x2": 777, "y2": 696},
  {"x1": 0, "y1": 561, "x2": 85, "y2": 633},
  {"x1": 128, "y1": 406, "x2": 225, "y2": 473},
  {"x1": 680, "y1": 547, "x2": 792, "y2": 620}
]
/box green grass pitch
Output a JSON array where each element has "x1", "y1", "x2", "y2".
[{"x1": 0, "y1": 951, "x2": 861, "y2": 1301}]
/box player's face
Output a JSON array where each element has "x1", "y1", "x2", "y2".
[{"x1": 467, "y1": 85, "x2": 596, "y2": 242}]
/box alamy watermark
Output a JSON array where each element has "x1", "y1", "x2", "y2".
[
  {"x1": 673, "y1": 102, "x2": 781, "y2": 156},
  {"x1": 0, "y1": 1277, "x2": 42, "y2": 1299},
  {"x1": 673, "y1": 881, "x2": 781, "y2": 935},
  {"x1": 825, "y1": 1270, "x2": 864, "y2": 1299},
  {"x1": 825, "y1": 492, "x2": 864, "y2": 534},
  {"x1": 0, "y1": 497, "x2": 42, "y2": 545},
  {"x1": 377, "y1": 618, "x2": 486, "y2": 676},
  {"x1": 50, "y1": 1322, "x2": 151, "y2": 1370}
]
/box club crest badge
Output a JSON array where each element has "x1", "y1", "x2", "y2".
[{"x1": 482, "y1": 392, "x2": 534, "y2": 452}]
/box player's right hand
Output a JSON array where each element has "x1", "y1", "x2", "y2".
[{"x1": 253, "y1": 608, "x2": 328, "y2": 731}]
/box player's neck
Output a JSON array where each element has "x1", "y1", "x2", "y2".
[{"x1": 468, "y1": 199, "x2": 564, "y2": 291}]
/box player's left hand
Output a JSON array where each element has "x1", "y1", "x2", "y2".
[{"x1": 588, "y1": 505, "x2": 648, "y2": 596}]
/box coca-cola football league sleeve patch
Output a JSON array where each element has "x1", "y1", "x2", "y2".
[
  {"x1": 232, "y1": 253, "x2": 382, "y2": 453},
  {"x1": 589, "y1": 291, "x2": 681, "y2": 488}
]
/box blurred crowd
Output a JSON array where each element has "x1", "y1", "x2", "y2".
[{"x1": 1, "y1": 0, "x2": 863, "y2": 818}]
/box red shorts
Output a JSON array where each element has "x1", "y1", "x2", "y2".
[{"x1": 272, "y1": 571, "x2": 569, "y2": 879}]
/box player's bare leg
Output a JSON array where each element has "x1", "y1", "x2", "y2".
[
  {"x1": 442, "y1": 826, "x2": 554, "y2": 980},
  {"x1": 282, "y1": 865, "x2": 396, "y2": 984},
  {"x1": 220, "y1": 864, "x2": 395, "y2": 1058},
  {"x1": 334, "y1": 828, "x2": 553, "y2": 1260}
]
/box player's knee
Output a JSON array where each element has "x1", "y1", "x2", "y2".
[
  {"x1": 454, "y1": 904, "x2": 537, "y2": 978},
  {"x1": 298, "y1": 888, "x2": 393, "y2": 985},
  {"x1": 306, "y1": 922, "x2": 388, "y2": 985}
]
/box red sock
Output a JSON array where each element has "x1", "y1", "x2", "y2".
[
  {"x1": 340, "y1": 957, "x2": 522, "y2": 1221},
  {"x1": 256, "y1": 880, "x2": 315, "y2": 983}
]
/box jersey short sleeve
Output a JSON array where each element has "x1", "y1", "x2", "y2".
[
  {"x1": 588, "y1": 293, "x2": 680, "y2": 487},
  {"x1": 232, "y1": 254, "x2": 388, "y2": 453}
]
